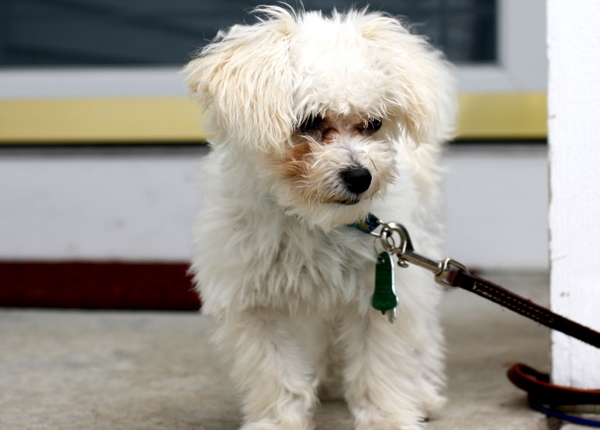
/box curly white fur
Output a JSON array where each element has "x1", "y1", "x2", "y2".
[{"x1": 184, "y1": 5, "x2": 457, "y2": 430}]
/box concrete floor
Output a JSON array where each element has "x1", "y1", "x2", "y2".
[{"x1": 0, "y1": 272, "x2": 556, "y2": 430}]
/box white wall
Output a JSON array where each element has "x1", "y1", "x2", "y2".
[
  {"x1": 0, "y1": 144, "x2": 548, "y2": 269},
  {"x1": 548, "y1": 0, "x2": 600, "y2": 389},
  {"x1": 0, "y1": 146, "x2": 207, "y2": 262},
  {"x1": 443, "y1": 145, "x2": 548, "y2": 269}
]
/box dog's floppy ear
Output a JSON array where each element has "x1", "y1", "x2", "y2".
[
  {"x1": 183, "y1": 6, "x2": 297, "y2": 153},
  {"x1": 356, "y1": 12, "x2": 457, "y2": 147}
]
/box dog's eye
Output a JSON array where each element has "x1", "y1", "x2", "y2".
[
  {"x1": 298, "y1": 115, "x2": 324, "y2": 133},
  {"x1": 364, "y1": 118, "x2": 382, "y2": 133}
]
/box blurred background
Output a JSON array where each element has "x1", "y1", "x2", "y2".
[
  {"x1": 0, "y1": 0, "x2": 548, "y2": 308},
  {"x1": 0, "y1": 0, "x2": 496, "y2": 66}
]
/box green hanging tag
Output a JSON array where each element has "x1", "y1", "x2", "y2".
[{"x1": 372, "y1": 251, "x2": 398, "y2": 316}]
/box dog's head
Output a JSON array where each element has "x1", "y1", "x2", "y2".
[{"x1": 183, "y1": 5, "x2": 456, "y2": 229}]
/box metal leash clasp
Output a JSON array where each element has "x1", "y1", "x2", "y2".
[{"x1": 372, "y1": 220, "x2": 468, "y2": 289}]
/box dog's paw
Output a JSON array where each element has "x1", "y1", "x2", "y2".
[
  {"x1": 353, "y1": 407, "x2": 428, "y2": 430},
  {"x1": 421, "y1": 392, "x2": 446, "y2": 421},
  {"x1": 240, "y1": 422, "x2": 279, "y2": 430},
  {"x1": 359, "y1": 421, "x2": 426, "y2": 430},
  {"x1": 240, "y1": 418, "x2": 315, "y2": 430},
  {"x1": 355, "y1": 420, "x2": 426, "y2": 430}
]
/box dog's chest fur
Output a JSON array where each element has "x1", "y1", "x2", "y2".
[{"x1": 192, "y1": 149, "x2": 382, "y2": 317}]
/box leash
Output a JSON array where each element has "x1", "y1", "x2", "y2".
[{"x1": 350, "y1": 213, "x2": 600, "y2": 426}]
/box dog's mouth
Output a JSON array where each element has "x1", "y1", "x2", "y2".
[
  {"x1": 326, "y1": 190, "x2": 363, "y2": 206},
  {"x1": 335, "y1": 197, "x2": 361, "y2": 206}
]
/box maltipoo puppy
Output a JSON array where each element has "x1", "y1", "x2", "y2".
[{"x1": 184, "y1": 5, "x2": 456, "y2": 430}]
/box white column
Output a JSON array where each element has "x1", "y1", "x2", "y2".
[{"x1": 549, "y1": 0, "x2": 600, "y2": 388}]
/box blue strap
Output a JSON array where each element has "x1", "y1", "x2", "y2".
[
  {"x1": 348, "y1": 213, "x2": 381, "y2": 234},
  {"x1": 530, "y1": 402, "x2": 600, "y2": 427}
]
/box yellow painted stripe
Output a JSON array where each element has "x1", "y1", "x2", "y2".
[
  {"x1": 0, "y1": 97, "x2": 209, "y2": 143},
  {"x1": 457, "y1": 92, "x2": 547, "y2": 140},
  {"x1": 0, "y1": 93, "x2": 546, "y2": 143}
]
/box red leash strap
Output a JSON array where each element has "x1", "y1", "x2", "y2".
[
  {"x1": 507, "y1": 363, "x2": 600, "y2": 426},
  {"x1": 507, "y1": 363, "x2": 600, "y2": 406}
]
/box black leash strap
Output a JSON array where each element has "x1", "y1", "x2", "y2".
[
  {"x1": 352, "y1": 214, "x2": 600, "y2": 426},
  {"x1": 447, "y1": 269, "x2": 600, "y2": 349}
]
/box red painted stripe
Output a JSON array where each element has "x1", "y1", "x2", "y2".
[{"x1": 0, "y1": 262, "x2": 201, "y2": 311}]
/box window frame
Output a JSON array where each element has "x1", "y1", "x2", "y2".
[{"x1": 0, "y1": 0, "x2": 547, "y2": 143}]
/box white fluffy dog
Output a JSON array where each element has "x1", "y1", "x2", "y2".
[{"x1": 184, "y1": 5, "x2": 456, "y2": 430}]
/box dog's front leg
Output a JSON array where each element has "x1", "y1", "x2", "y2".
[
  {"x1": 215, "y1": 309, "x2": 318, "y2": 430},
  {"x1": 340, "y1": 307, "x2": 430, "y2": 430}
]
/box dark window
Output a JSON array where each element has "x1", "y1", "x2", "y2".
[{"x1": 0, "y1": 0, "x2": 496, "y2": 67}]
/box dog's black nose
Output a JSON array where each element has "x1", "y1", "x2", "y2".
[{"x1": 341, "y1": 167, "x2": 372, "y2": 194}]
